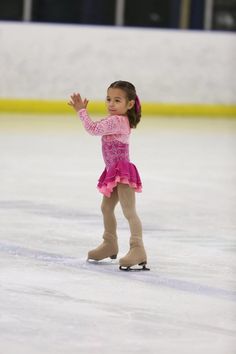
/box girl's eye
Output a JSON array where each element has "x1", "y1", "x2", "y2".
[{"x1": 106, "y1": 98, "x2": 111, "y2": 102}]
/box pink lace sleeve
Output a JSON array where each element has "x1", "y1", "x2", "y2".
[{"x1": 78, "y1": 108, "x2": 130, "y2": 136}]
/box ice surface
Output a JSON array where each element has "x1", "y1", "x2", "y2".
[{"x1": 0, "y1": 114, "x2": 236, "y2": 354}]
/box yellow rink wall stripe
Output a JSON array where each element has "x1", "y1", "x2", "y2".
[{"x1": 0, "y1": 99, "x2": 236, "y2": 117}]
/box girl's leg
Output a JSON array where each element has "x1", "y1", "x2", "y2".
[
  {"x1": 88, "y1": 188, "x2": 119, "y2": 261},
  {"x1": 117, "y1": 183, "x2": 147, "y2": 267}
]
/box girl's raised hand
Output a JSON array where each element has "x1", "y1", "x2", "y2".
[{"x1": 68, "y1": 93, "x2": 89, "y2": 112}]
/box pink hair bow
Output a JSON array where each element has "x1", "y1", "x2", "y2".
[{"x1": 135, "y1": 95, "x2": 141, "y2": 113}]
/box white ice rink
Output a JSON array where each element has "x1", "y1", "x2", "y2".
[{"x1": 0, "y1": 114, "x2": 236, "y2": 354}]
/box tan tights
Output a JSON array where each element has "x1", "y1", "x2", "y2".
[
  {"x1": 101, "y1": 183, "x2": 142, "y2": 241},
  {"x1": 88, "y1": 183, "x2": 146, "y2": 265}
]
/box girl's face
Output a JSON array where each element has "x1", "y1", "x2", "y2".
[{"x1": 106, "y1": 88, "x2": 134, "y2": 116}]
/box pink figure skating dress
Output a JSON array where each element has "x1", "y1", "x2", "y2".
[{"x1": 78, "y1": 109, "x2": 142, "y2": 197}]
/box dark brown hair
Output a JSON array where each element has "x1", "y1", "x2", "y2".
[{"x1": 108, "y1": 80, "x2": 141, "y2": 128}]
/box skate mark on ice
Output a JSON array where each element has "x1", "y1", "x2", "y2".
[
  {"x1": 0, "y1": 200, "x2": 100, "y2": 221},
  {"x1": 0, "y1": 200, "x2": 181, "y2": 233},
  {"x1": 1, "y1": 241, "x2": 236, "y2": 303}
]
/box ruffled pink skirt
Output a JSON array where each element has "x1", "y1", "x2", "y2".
[{"x1": 97, "y1": 160, "x2": 142, "y2": 197}]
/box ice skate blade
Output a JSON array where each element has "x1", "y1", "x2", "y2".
[{"x1": 119, "y1": 262, "x2": 150, "y2": 272}]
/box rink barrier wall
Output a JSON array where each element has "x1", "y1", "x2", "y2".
[
  {"x1": 0, "y1": 99, "x2": 236, "y2": 117},
  {"x1": 1, "y1": 23, "x2": 236, "y2": 107}
]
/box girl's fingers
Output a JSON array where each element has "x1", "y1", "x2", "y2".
[
  {"x1": 69, "y1": 93, "x2": 88, "y2": 108},
  {"x1": 70, "y1": 93, "x2": 81, "y2": 104}
]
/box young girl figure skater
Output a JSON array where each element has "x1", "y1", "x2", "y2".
[{"x1": 68, "y1": 81, "x2": 149, "y2": 271}]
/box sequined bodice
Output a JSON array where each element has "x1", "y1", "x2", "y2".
[{"x1": 102, "y1": 139, "x2": 130, "y2": 169}]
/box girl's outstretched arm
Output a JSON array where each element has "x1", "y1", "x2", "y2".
[
  {"x1": 78, "y1": 108, "x2": 129, "y2": 136},
  {"x1": 68, "y1": 93, "x2": 129, "y2": 136}
]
